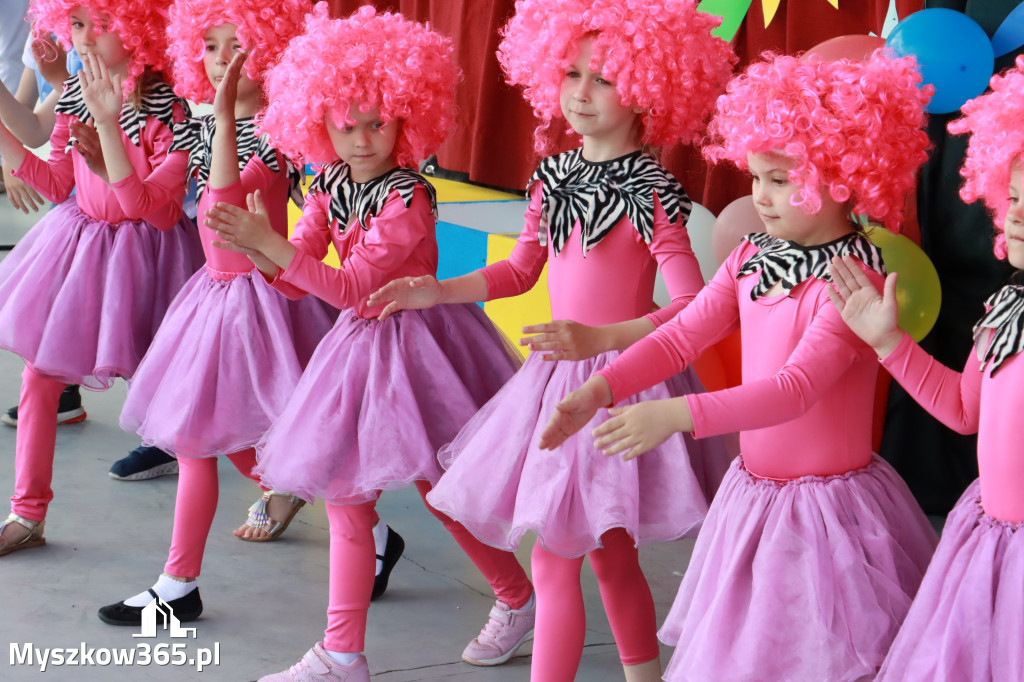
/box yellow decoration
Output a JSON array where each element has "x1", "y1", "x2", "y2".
[
  {"x1": 865, "y1": 227, "x2": 942, "y2": 342},
  {"x1": 483, "y1": 233, "x2": 551, "y2": 357},
  {"x1": 762, "y1": 0, "x2": 781, "y2": 27}
]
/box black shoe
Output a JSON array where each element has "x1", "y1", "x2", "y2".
[
  {"x1": 1, "y1": 385, "x2": 86, "y2": 427},
  {"x1": 98, "y1": 587, "x2": 203, "y2": 626},
  {"x1": 108, "y1": 446, "x2": 178, "y2": 481},
  {"x1": 371, "y1": 526, "x2": 405, "y2": 601}
]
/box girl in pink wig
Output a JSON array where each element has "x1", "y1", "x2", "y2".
[
  {"x1": 541, "y1": 51, "x2": 941, "y2": 681},
  {"x1": 95, "y1": 0, "x2": 340, "y2": 629},
  {"x1": 205, "y1": 7, "x2": 535, "y2": 680},
  {"x1": 0, "y1": 0, "x2": 203, "y2": 558},
  {"x1": 369, "y1": 0, "x2": 735, "y2": 679},
  {"x1": 833, "y1": 55, "x2": 1024, "y2": 682}
]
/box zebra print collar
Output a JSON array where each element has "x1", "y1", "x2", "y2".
[
  {"x1": 54, "y1": 77, "x2": 187, "y2": 150},
  {"x1": 974, "y1": 285, "x2": 1024, "y2": 375},
  {"x1": 169, "y1": 115, "x2": 303, "y2": 204},
  {"x1": 737, "y1": 231, "x2": 884, "y2": 300},
  {"x1": 307, "y1": 161, "x2": 437, "y2": 234},
  {"x1": 528, "y1": 148, "x2": 691, "y2": 256}
]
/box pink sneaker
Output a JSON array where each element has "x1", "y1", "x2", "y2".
[
  {"x1": 258, "y1": 643, "x2": 369, "y2": 682},
  {"x1": 461, "y1": 597, "x2": 535, "y2": 666}
]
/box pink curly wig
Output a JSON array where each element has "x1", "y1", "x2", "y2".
[
  {"x1": 704, "y1": 51, "x2": 932, "y2": 231},
  {"x1": 948, "y1": 56, "x2": 1024, "y2": 260},
  {"x1": 166, "y1": 0, "x2": 311, "y2": 103},
  {"x1": 258, "y1": 4, "x2": 460, "y2": 167},
  {"x1": 30, "y1": 0, "x2": 174, "y2": 96},
  {"x1": 497, "y1": 0, "x2": 736, "y2": 154}
]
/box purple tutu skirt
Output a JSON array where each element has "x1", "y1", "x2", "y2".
[
  {"x1": 120, "y1": 269, "x2": 339, "y2": 458},
  {"x1": 0, "y1": 200, "x2": 202, "y2": 388},
  {"x1": 660, "y1": 456, "x2": 939, "y2": 682},
  {"x1": 254, "y1": 303, "x2": 522, "y2": 503},
  {"x1": 425, "y1": 352, "x2": 733, "y2": 558},
  {"x1": 876, "y1": 479, "x2": 1024, "y2": 682}
]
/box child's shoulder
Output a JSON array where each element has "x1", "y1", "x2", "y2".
[{"x1": 308, "y1": 163, "x2": 437, "y2": 231}]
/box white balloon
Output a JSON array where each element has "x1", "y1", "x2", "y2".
[{"x1": 654, "y1": 201, "x2": 717, "y2": 308}]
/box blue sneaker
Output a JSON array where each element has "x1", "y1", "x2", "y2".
[{"x1": 108, "y1": 446, "x2": 178, "y2": 481}]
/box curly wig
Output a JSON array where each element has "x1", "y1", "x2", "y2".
[
  {"x1": 166, "y1": 0, "x2": 311, "y2": 103},
  {"x1": 30, "y1": 0, "x2": 174, "y2": 96},
  {"x1": 258, "y1": 4, "x2": 460, "y2": 167},
  {"x1": 497, "y1": 0, "x2": 736, "y2": 154},
  {"x1": 948, "y1": 56, "x2": 1024, "y2": 259},
  {"x1": 704, "y1": 51, "x2": 932, "y2": 231}
]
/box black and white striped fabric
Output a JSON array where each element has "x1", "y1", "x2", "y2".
[
  {"x1": 974, "y1": 285, "x2": 1024, "y2": 375},
  {"x1": 737, "y1": 231, "x2": 885, "y2": 300},
  {"x1": 307, "y1": 162, "x2": 436, "y2": 234},
  {"x1": 528, "y1": 148, "x2": 691, "y2": 256},
  {"x1": 55, "y1": 76, "x2": 187, "y2": 150},
  {"x1": 170, "y1": 115, "x2": 303, "y2": 205}
]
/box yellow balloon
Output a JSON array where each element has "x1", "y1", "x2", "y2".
[{"x1": 865, "y1": 227, "x2": 942, "y2": 342}]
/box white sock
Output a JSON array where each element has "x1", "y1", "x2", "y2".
[
  {"x1": 372, "y1": 520, "x2": 388, "y2": 576},
  {"x1": 512, "y1": 592, "x2": 536, "y2": 613},
  {"x1": 324, "y1": 649, "x2": 360, "y2": 666},
  {"x1": 123, "y1": 574, "x2": 197, "y2": 607}
]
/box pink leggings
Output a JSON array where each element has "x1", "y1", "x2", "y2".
[
  {"x1": 163, "y1": 450, "x2": 265, "y2": 578},
  {"x1": 530, "y1": 529, "x2": 660, "y2": 681},
  {"x1": 324, "y1": 480, "x2": 533, "y2": 653},
  {"x1": 10, "y1": 365, "x2": 64, "y2": 521}
]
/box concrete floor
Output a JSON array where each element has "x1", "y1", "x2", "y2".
[{"x1": 0, "y1": 196, "x2": 698, "y2": 681}]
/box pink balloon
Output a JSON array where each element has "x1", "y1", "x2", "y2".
[
  {"x1": 802, "y1": 34, "x2": 886, "y2": 63},
  {"x1": 711, "y1": 196, "x2": 764, "y2": 266}
]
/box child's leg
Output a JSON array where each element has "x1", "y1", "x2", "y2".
[
  {"x1": 415, "y1": 480, "x2": 533, "y2": 608},
  {"x1": 530, "y1": 543, "x2": 586, "y2": 682},
  {"x1": 229, "y1": 448, "x2": 305, "y2": 542},
  {"x1": 10, "y1": 365, "x2": 64, "y2": 522},
  {"x1": 324, "y1": 500, "x2": 377, "y2": 655},
  {"x1": 589, "y1": 528, "x2": 661, "y2": 680},
  {"x1": 164, "y1": 456, "x2": 219, "y2": 579}
]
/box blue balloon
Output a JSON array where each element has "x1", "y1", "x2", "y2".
[{"x1": 886, "y1": 8, "x2": 994, "y2": 114}]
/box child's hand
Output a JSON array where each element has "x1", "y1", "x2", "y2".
[
  {"x1": 827, "y1": 255, "x2": 903, "y2": 357},
  {"x1": 520, "y1": 320, "x2": 609, "y2": 361},
  {"x1": 31, "y1": 37, "x2": 69, "y2": 91},
  {"x1": 78, "y1": 53, "x2": 123, "y2": 127},
  {"x1": 213, "y1": 51, "x2": 248, "y2": 121},
  {"x1": 538, "y1": 376, "x2": 613, "y2": 450},
  {"x1": 69, "y1": 119, "x2": 108, "y2": 181},
  {"x1": 593, "y1": 398, "x2": 692, "y2": 461},
  {"x1": 2, "y1": 161, "x2": 44, "y2": 214},
  {"x1": 368, "y1": 276, "x2": 443, "y2": 321},
  {"x1": 205, "y1": 190, "x2": 276, "y2": 254}
]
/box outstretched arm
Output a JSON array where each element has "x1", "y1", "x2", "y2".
[{"x1": 827, "y1": 254, "x2": 903, "y2": 357}]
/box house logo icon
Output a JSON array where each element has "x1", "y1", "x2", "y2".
[{"x1": 133, "y1": 595, "x2": 197, "y2": 639}]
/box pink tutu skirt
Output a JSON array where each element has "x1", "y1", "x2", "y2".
[
  {"x1": 0, "y1": 200, "x2": 202, "y2": 388},
  {"x1": 876, "y1": 479, "x2": 1024, "y2": 682},
  {"x1": 254, "y1": 303, "x2": 522, "y2": 503},
  {"x1": 659, "y1": 456, "x2": 939, "y2": 682},
  {"x1": 120, "y1": 269, "x2": 339, "y2": 458},
  {"x1": 425, "y1": 352, "x2": 733, "y2": 559}
]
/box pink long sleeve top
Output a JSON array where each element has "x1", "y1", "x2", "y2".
[
  {"x1": 13, "y1": 79, "x2": 188, "y2": 231},
  {"x1": 880, "y1": 288, "x2": 1024, "y2": 522},
  {"x1": 271, "y1": 164, "x2": 438, "y2": 318},
  {"x1": 479, "y1": 150, "x2": 705, "y2": 326},
  {"x1": 174, "y1": 115, "x2": 298, "y2": 278},
  {"x1": 599, "y1": 234, "x2": 886, "y2": 480}
]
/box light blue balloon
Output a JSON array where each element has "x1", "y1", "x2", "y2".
[{"x1": 886, "y1": 8, "x2": 994, "y2": 114}]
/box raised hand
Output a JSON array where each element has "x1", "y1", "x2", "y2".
[
  {"x1": 205, "y1": 189, "x2": 276, "y2": 255},
  {"x1": 213, "y1": 51, "x2": 248, "y2": 121},
  {"x1": 593, "y1": 398, "x2": 692, "y2": 461},
  {"x1": 69, "y1": 119, "x2": 108, "y2": 181},
  {"x1": 537, "y1": 376, "x2": 613, "y2": 450},
  {"x1": 78, "y1": 52, "x2": 123, "y2": 126},
  {"x1": 367, "y1": 276, "x2": 444, "y2": 321},
  {"x1": 31, "y1": 36, "x2": 69, "y2": 91},
  {"x1": 827, "y1": 255, "x2": 903, "y2": 356},
  {"x1": 520, "y1": 320, "x2": 608, "y2": 361}
]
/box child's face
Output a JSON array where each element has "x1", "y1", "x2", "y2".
[
  {"x1": 1005, "y1": 164, "x2": 1024, "y2": 269},
  {"x1": 203, "y1": 23, "x2": 260, "y2": 103},
  {"x1": 325, "y1": 103, "x2": 398, "y2": 183},
  {"x1": 559, "y1": 37, "x2": 638, "y2": 152},
  {"x1": 748, "y1": 152, "x2": 849, "y2": 247},
  {"x1": 69, "y1": 6, "x2": 128, "y2": 73}
]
